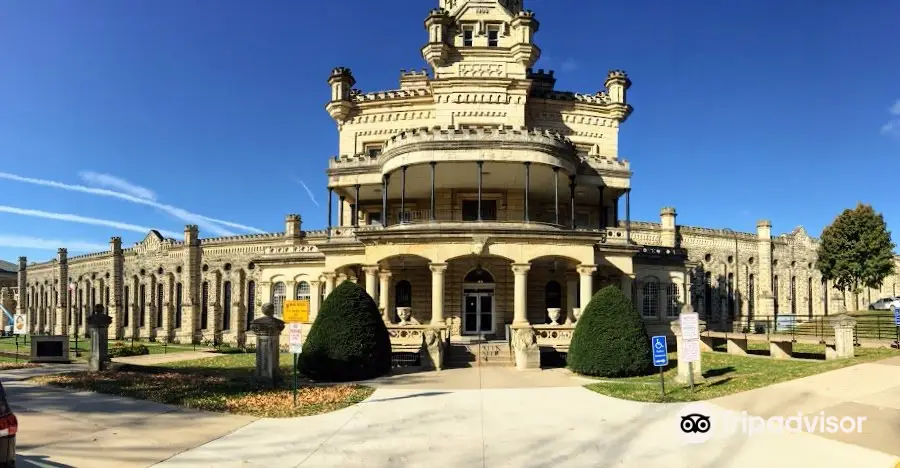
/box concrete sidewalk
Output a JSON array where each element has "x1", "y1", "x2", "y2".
[{"x1": 112, "y1": 350, "x2": 219, "y2": 366}]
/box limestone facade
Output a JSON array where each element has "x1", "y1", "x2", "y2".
[{"x1": 3, "y1": 0, "x2": 899, "y2": 346}]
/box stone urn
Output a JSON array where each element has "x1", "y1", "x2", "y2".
[
  {"x1": 572, "y1": 308, "x2": 582, "y2": 322},
  {"x1": 396, "y1": 307, "x2": 412, "y2": 325},
  {"x1": 546, "y1": 308, "x2": 562, "y2": 325}
]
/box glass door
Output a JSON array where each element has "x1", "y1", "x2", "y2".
[
  {"x1": 479, "y1": 294, "x2": 493, "y2": 332},
  {"x1": 463, "y1": 291, "x2": 495, "y2": 334},
  {"x1": 464, "y1": 293, "x2": 479, "y2": 333}
]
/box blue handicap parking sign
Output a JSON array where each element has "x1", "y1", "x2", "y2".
[
  {"x1": 651, "y1": 335, "x2": 668, "y2": 367},
  {"x1": 893, "y1": 307, "x2": 900, "y2": 326}
]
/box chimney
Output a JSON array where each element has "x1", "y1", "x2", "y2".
[{"x1": 660, "y1": 207, "x2": 677, "y2": 247}]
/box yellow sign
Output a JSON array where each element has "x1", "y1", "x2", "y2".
[{"x1": 283, "y1": 300, "x2": 309, "y2": 323}]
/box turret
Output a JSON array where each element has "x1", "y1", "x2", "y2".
[
  {"x1": 183, "y1": 224, "x2": 199, "y2": 246},
  {"x1": 16, "y1": 257, "x2": 26, "y2": 316},
  {"x1": 660, "y1": 207, "x2": 677, "y2": 248},
  {"x1": 326, "y1": 67, "x2": 356, "y2": 122},
  {"x1": 509, "y1": 10, "x2": 540, "y2": 67},
  {"x1": 756, "y1": 220, "x2": 775, "y2": 316},
  {"x1": 422, "y1": 8, "x2": 452, "y2": 69},
  {"x1": 605, "y1": 70, "x2": 632, "y2": 121},
  {"x1": 285, "y1": 214, "x2": 303, "y2": 238}
]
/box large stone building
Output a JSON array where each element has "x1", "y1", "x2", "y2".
[{"x1": 2, "y1": 0, "x2": 898, "y2": 365}]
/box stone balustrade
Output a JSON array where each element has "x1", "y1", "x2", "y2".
[
  {"x1": 533, "y1": 324, "x2": 576, "y2": 351},
  {"x1": 387, "y1": 323, "x2": 447, "y2": 371}
]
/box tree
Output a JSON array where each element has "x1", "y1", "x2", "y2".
[
  {"x1": 299, "y1": 281, "x2": 392, "y2": 382},
  {"x1": 817, "y1": 203, "x2": 896, "y2": 309},
  {"x1": 567, "y1": 285, "x2": 654, "y2": 377}
]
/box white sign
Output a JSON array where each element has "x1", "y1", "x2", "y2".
[
  {"x1": 12, "y1": 314, "x2": 27, "y2": 335},
  {"x1": 680, "y1": 312, "x2": 700, "y2": 341},
  {"x1": 682, "y1": 338, "x2": 701, "y2": 363},
  {"x1": 288, "y1": 323, "x2": 303, "y2": 354}
]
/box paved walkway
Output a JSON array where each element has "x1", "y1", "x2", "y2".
[
  {"x1": 111, "y1": 350, "x2": 218, "y2": 366},
  {"x1": 153, "y1": 362, "x2": 900, "y2": 468}
]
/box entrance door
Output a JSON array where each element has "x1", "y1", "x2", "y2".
[{"x1": 463, "y1": 290, "x2": 494, "y2": 334}]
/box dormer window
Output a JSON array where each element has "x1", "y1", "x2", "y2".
[
  {"x1": 462, "y1": 26, "x2": 474, "y2": 46},
  {"x1": 366, "y1": 145, "x2": 383, "y2": 158},
  {"x1": 487, "y1": 26, "x2": 500, "y2": 47}
]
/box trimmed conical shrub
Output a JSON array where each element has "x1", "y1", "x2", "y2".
[
  {"x1": 299, "y1": 281, "x2": 392, "y2": 382},
  {"x1": 567, "y1": 285, "x2": 654, "y2": 377}
]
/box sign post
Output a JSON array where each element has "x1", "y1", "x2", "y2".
[
  {"x1": 13, "y1": 314, "x2": 27, "y2": 364},
  {"x1": 287, "y1": 322, "x2": 304, "y2": 407},
  {"x1": 680, "y1": 312, "x2": 701, "y2": 393},
  {"x1": 651, "y1": 335, "x2": 668, "y2": 398},
  {"x1": 893, "y1": 307, "x2": 899, "y2": 347}
]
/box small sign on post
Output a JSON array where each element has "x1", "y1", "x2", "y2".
[
  {"x1": 288, "y1": 323, "x2": 303, "y2": 407},
  {"x1": 651, "y1": 335, "x2": 668, "y2": 397},
  {"x1": 283, "y1": 300, "x2": 310, "y2": 323},
  {"x1": 893, "y1": 307, "x2": 900, "y2": 327},
  {"x1": 12, "y1": 314, "x2": 27, "y2": 335},
  {"x1": 680, "y1": 312, "x2": 701, "y2": 392}
]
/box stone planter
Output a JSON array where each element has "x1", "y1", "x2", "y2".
[
  {"x1": 397, "y1": 307, "x2": 412, "y2": 325},
  {"x1": 572, "y1": 308, "x2": 582, "y2": 322},
  {"x1": 546, "y1": 308, "x2": 562, "y2": 325}
]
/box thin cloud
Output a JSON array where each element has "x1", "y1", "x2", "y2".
[
  {"x1": 0, "y1": 172, "x2": 265, "y2": 236},
  {"x1": 79, "y1": 171, "x2": 156, "y2": 200},
  {"x1": 560, "y1": 58, "x2": 579, "y2": 73},
  {"x1": 881, "y1": 100, "x2": 900, "y2": 138},
  {"x1": 890, "y1": 100, "x2": 900, "y2": 115},
  {"x1": 292, "y1": 176, "x2": 320, "y2": 207},
  {"x1": 0, "y1": 206, "x2": 181, "y2": 238},
  {"x1": 0, "y1": 234, "x2": 108, "y2": 253}
]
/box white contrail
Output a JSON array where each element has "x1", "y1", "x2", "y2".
[
  {"x1": 0, "y1": 234, "x2": 108, "y2": 253},
  {"x1": 0, "y1": 206, "x2": 181, "y2": 239},
  {"x1": 79, "y1": 171, "x2": 157, "y2": 200},
  {"x1": 0, "y1": 172, "x2": 265, "y2": 236},
  {"x1": 296, "y1": 178, "x2": 321, "y2": 207}
]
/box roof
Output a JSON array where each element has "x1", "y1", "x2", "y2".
[{"x1": 0, "y1": 260, "x2": 17, "y2": 273}]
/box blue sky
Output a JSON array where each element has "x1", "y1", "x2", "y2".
[{"x1": 1, "y1": 0, "x2": 898, "y2": 263}]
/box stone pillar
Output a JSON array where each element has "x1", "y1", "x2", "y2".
[
  {"x1": 512, "y1": 263, "x2": 531, "y2": 325},
  {"x1": 565, "y1": 271, "x2": 578, "y2": 323},
  {"x1": 309, "y1": 280, "x2": 321, "y2": 322},
  {"x1": 379, "y1": 271, "x2": 392, "y2": 323},
  {"x1": 430, "y1": 263, "x2": 447, "y2": 325},
  {"x1": 55, "y1": 249, "x2": 68, "y2": 336},
  {"x1": 16, "y1": 257, "x2": 26, "y2": 317},
  {"x1": 670, "y1": 308, "x2": 705, "y2": 385},
  {"x1": 756, "y1": 220, "x2": 775, "y2": 316},
  {"x1": 420, "y1": 327, "x2": 444, "y2": 371},
  {"x1": 87, "y1": 305, "x2": 112, "y2": 372},
  {"x1": 183, "y1": 225, "x2": 201, "y2": 343},
  {"x1": 621, "y1": 274, "x2": 636, "y2": 307},
  {"x1": 161, "y1": 278, "x2": 172, "y2": 342},
  {"x1": 363, "y1": 266, "x2": 379, "y2": 299},
  {"x1": 323, "y1": 272, "x2": 336, "y2": 298},
  {"x1": 110, "y1": 237, "x2": 124, "y2": 339},
  {"x1": 578, "y1": 265, "x2": 597, "y2": 310},
  {"x1": 660, "y1": 207, "x2": 677, "y2": 248},
  {"x1": 249, "y1": 303, "x2": 285, "y2": 387}
]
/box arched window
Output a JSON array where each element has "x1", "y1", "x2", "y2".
[
  {"x1": 175, "y1": 283, "x2": 183, "y2": 329},
  {"x1": 704, "y1": 271, "x2": 712, "y2": 319},
  {"x1": 545, "y1": 281, "x2": 562, "y2": 309},
  {"x1": 201, "y1": 281, "x2": 209, "y2": 329},
  {"x1": 123, "y1": 286, "x2": 129, "y2": 327},
  {"x1": 156, "y1": 282, "x2": 163, "y2": 327},
  {"x1": 773, "y1": 275, "x2": 779, "y2": 314},
  {"x1": 807, "y1": 277, "x2": 813, "y2": 318},
  {"x1": 139, "y1": 284, "x2": 146, "y2": 327},
  {"x1": 295, "y1": 281, "x2": 311, "y2": 301},
  {"x1": 642, "y1": 277, "x2": 660, "y2": 318},
  {"x1": 246, "y1": 281, "x2": 255, "y2": 330},
  {"x1": 727, "y1": 273, "x2": 735, "y2": 319},
  {"x1": 395, "y1": 280, "x2": 412, "y2": 308},
  {"x1": 272, "y1": 281, "x2": 286, "y2": 317},
  {"x1": 464, "y1": 267, "x2": 494, "y2": 284},
  {"x1": 223, "y1": 281, "x2": 232, "y2": 331},
  {"x1": 666, "y1": 283, "x2": 680, "y2": 318},
  {"x1": 822, "y1": 278, "x2": 828, "y2": 316},
  {"x1": 790, "y1": 276, "x2": 797, "y2": 315},
  {"x1": 748, "y1": 274, "x2": 755, "y2": 319}
]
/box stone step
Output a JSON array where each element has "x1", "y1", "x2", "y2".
[{"x1": 445, "y1": 342, "x2": 514, "y2": 368}]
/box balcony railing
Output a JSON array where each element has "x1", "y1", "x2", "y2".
[{"x1": 389, "y1": 209, "x2": 583, "y2": 227}]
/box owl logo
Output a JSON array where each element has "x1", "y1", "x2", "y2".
[{"x1": 680, "y1": 413, "x2": 712, "y2": 433}]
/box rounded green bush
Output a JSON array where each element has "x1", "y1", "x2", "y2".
[
  {"x1": 299, "y1": 280, "x2": 392, "y2": 382},
  {"x1": 567, "y1": 285, "x2": 654, "y2": 377}
]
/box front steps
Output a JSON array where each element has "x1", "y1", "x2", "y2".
[{"x1": 445, "y1": 340, "x2": 515, "y2": 368}]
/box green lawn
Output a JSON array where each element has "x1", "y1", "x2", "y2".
[
  {"x1": 31, "y1": 352, "x2": 373, "y2": 418},
  {"x1": 584, "y1": 346, "x2": 899, "y2": 403},
  {"x1": 0, "y1": 336, "x2": 201, "y2": 357}
]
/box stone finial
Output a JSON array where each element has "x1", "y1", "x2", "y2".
[{"x1": 18, "y1": 257, "x2": 26, "y2": 270}]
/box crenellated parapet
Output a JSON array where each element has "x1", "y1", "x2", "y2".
[
  {"x1": 532, "y1": 89, "x2": 611, "y2": 105},
  {"x1": 351, "y1": 87, "x2": 432, "y2": 103}
]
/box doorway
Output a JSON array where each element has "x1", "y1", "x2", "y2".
[{"x1": 462, "y1": 266, "x2": 495, "y2": 335}]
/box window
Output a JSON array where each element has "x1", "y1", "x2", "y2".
[
  {"x1": 90, "y1": 287, "x2": 96, "y2": 310},
  {"x1": 201, "y1": 281, "x2": 209, "y2": 330},
  {"x1": 366, "y1": 146, "x2": 382, "y2": 158},
  {"x1": 272, "y1": 281, "x2": 286, "y2": 318},
  {"x1": 123, "y1": 286, "x2": 129, "y2": 327},
  {"x1": 139, "y1": 284, "x2": 146, "y2": 327},
  {"x1": 727, "y1": 273, "x2": 735, "y2": 318},
  {"x1": 223, "y1": 281, "x2": 232, "y2": 331},
  {"x1": 807, "y1": 277, "x2": 813, "y2": 318},
  {"x1": 296, "y1": 281, "x2": 311, "y2": 301},
  {"x1": 246, "y1": 281, "x2": 256, "y2": 330},
  {"x1": 487, "y1": 26, "x2": 500, "y2": 47},
  {"x1": 156, "y1": 283, "x2": 163, "y2": 327},
  {"x1": 641, "y1": 277, "x2": 660, "y2": 318},
  {"x1": 105, "y1": 287, "x2": 110, "y2": 307},
  {"x1": 748, "y1": 274, "x2": 755, "y2": 318},
  {"x1": 368, "y1": 212, "x2": 382, "y2": 226},
  {"x1": 395, "y1": 280, "x2": 412, "y2": 308},
  {"x1": 68, "y1": 290, "x2": 74, "y2": 326},
  {"x1": 462, "y1": 199, "x2": 497, "y2": 221},
  {"x1": 175, "y1": 283, "x2": 182, "y2": 329},
  {"x1": 822, "y1": 278, "x2": 828, "y2": 316},
  {"x1": 575, "y1": 211, "x2": 590, "y2": 228},
  {"x1": 773, "y1": 275, "x2": 779, "y2": 314},
  {"x1": 462, "y1": 26, "x2": 474, "y2": 46},
  {"x1": 704, "y1": 272, "x2": 712, "y2": 320},
  {"x1": 790, "y1": 276, "x2": 796, "y2": 315},
  {"x1": 545, "y1": 281, "x2": 562, "y2": 309},
  {"x1": 666, "y1": 283, "x2": 680, "y2": 317}
]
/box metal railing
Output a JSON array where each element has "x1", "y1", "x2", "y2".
[
  {"x1": 701, "y1": 313, "x2": 900, "y2": 344},
  {"x1": 389, "y1": 208, "x2": 581, "y2": 228}
]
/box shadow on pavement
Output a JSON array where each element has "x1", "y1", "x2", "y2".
[{"x1": 17, "y1": 453, "x2": 75, "y2": 467}]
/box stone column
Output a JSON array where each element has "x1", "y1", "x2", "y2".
[
  {"x1": 110, "y1": 237, "x2": 124, "y2": 339},
  {"x1": 55, "y1": 249, "x2": 68, "y2": 336},
  {"x1": 161, "y1": 278, "x2": 172, "y2": 342},
  {"x1": 378, "y1": 271, "x2": 392, "y2": 323},
  {"x1": 183, "y1": 225, "x2": 201, "y2": 343},
  {"x1": 16, "y1": 257, "x2": 26, "y2": 317},
  {"x1": 430, "y1": 263, "x2": 447, "y2": 325},
  {"x1": 512, "y1": 263, "x2": 531, "y2": 325},
  {"x1": 308, "y1": 280, "x2": 321, "y2": 322},
  {"x1": 363, "y1": 266, "x2": 379, "y2": 299},
  {"x1": 323, "y1": 272, "x2": 336, "y2": 298},
  {"x1": 87, "y1": 304, "x2": 112, "y2": 372},
  {"x1": 566, "y1": 271, "x2": 578, "y2": 323},
  {"x1": 577, "y1": 265, "x2": 597, "y2": 310},
  {"x1": 827, "y1": 313, "x2": 857, "y2": 360},
  {"x1": 249, "y1": 303, "x2": 285, "y2": 387},
  {"x1": 756, "y1": 220, "x2": 775, "y2": 316}
]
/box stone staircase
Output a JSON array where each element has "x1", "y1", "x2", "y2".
[{"x1": 445, "y1": 340, "x2": 515, "y2": 368}]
